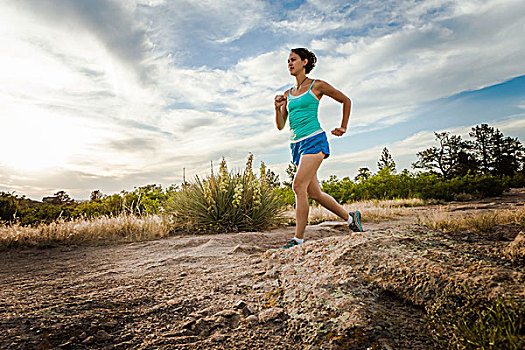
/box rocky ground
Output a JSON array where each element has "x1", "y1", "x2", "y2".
[{"x1": 1, "y1": 189, "x2": 523, "y2": 349}]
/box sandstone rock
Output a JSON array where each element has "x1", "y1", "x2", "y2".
[
  {"x1": 191, "y1": 306, "x2": 213, "y2": 318},
  {"x1": 505, "y1": 231, "x2": 525, "y2": 261},
  {"x1": 258, "y1": 307, "x2": 284, "y2": 323},
  {"x1": 58, "y1": 341, "x2": 72, "y2": 348},
  {"x1": 241, "y1": 305, "x2": 254, "y2": 316},
  {"x1": 252, "y1": 282, "x2": 265, "y2": 290},
  {"x1": 214, "y1": 316, "x2": 227, "y2": 325},
  {"x1": 231, "y1": 244, "x2": 265, "y2": 254},
  {"x1": 96, "y1": 330, "x2": 111, "y2": 341},
  {"x1": 235, "y1": 300, "x2": 247, "y2": 309},
  {"x1": 82, "y1": 336, "x2": 95, "y2": 344},
  {"x1": 210, "y1": 332, "x2": 226, "y2": 342},
  {"x1": 37, "y1": 339, "x2": 53, "y2": 349},
  {"x1": 214, "y1": 309, "x2": 238, "y2": 318},
  {"x1": 181, "y1": 319, "x2": 196, "y2": 330},
  {"x1": 246, "y1": 315, "x2": 258, "y2": 324}
]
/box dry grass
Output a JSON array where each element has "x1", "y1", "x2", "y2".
[
  {"x1": 284, "y1": 198, "x2": 426, "y2": 225},
  {"x1": 418, "y1": 207, "x2": 525, "y2": 232},
  {"x1": 0, "y1": 214, "x2": 171, "y2": 250}
]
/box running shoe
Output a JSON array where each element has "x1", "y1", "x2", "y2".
[
  {"x1": 281, "y1": 239, "x2": 301, "y2": 249},
  {"x1": 348, "y1": 211, "x2": 363, "y2": 232}
]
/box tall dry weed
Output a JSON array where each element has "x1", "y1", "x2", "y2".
[
  {"x1": 284, "y1": 198, "x2": 425, "y2": 224},
  {"x1": 418, "y1": 207, "x2": 525, "y2": 232},
  {"x1": 427, "y1": 284, "x2": 525, "y2": 349},
  {"x1": 0, "y1": 214, "x2": 170, "y2": 250}
]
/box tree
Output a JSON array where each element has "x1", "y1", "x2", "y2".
[
  {"x1": 469, "y1": 124, "x2": 524, "y2": 176},
  {"x1": 489, "y1": 130, "x2": 524, "y2": 176},
  {"x1": 412, "y1": 132, "x2": 469, "y2": 179},
  {"x1": 54, "y1": 191, "x2": 74, "y2": 204},
  {"x1": 283, "y1": 162, "x2": 297, "y2": 188},
  {"x1": 377, "y1": 147, "x2": 396, "y2": 173},
  {"x1": 90, "y1": 190, "x2": 103, "y2": 201},
  {"x1": 0, "y1": 192, "x2": 18, "y2": 222},
  {"x1": 453, "y1": 140, "x2": 478, "y2": 177},
  {"x1": 265, "y1": 169, "x2": 280, "y2": 188},
  {"x1": 469, "y1": 124, "x2": 495, "y2": 174},
  {"x1": 354, "y1": 167, "x2": 372, "y2": 182}
]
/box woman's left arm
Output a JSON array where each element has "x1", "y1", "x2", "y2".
[{"x1": 315, "y1": 80, "x2": 352, "y2": 137}]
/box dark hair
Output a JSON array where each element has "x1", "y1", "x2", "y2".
[{"x1": 291, "y1": 48, "x2": 317, "y2": 74}]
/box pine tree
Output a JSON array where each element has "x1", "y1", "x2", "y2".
[
  {"x1": 90, "y1": 190, "x2": 103, "y2": 201},
  {"x1": 282, "y1": 162, "x2": 297, "y2": 188},
  {"x1": 470, "y1": 124, "x2": 524, "y2": 176},
  {"x1": 377, "y1": 147, "x2": 396, "y2": 173},
  {"x1": 469, "y1": 124, "x2": 495, "y2": 174},
  {"x1": 354, "y1": 167, "x2": 371, "y2": 182},
  {"x1": 54, "y1": 190, "x2": 74, "y2": 204},
  {"x1": 490, "y1": 130, "x2": 524, "y2": 176},
  {"x1": 265, "y1": 169, "x2": 280, "y2": 188}
]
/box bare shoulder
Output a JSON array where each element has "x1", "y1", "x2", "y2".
[
  {"x1": 310, "y1": 79, "x2": 331, "y2": 99},
  {"x1": 313, "y1": 79, "x2": 334, "y2": 92},
  {"x1": 313, "y1": 79, "x2": 348, "y2": 102}
]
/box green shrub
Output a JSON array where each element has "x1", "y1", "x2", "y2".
[
  {"x1": 166, "y1": 155, "x2": 285, "y2": 233},
  {"x1": 0, "y1": 192, "x2": 18, "y2": 222},
  {"x1": 276, "y1": 186, "x2": 295, "y2": 206},
  {"x1": 317, "y1": 172, "x2": 511, "y2": 203},
  {"x1": 507, "y1": 172, "x2": 525, "y2": 188}
]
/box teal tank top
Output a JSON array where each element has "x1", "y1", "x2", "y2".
[{"x1": 287, "y1": 79, "x2": 323, "y2": 142}]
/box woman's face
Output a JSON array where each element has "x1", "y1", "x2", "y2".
[{"x1": 288, "y1": 52, "x2": 307, "y2": 76}]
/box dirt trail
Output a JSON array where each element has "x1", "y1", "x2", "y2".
[{"x1": 1, "y1": 189, "x2": 523, "y2": 349}]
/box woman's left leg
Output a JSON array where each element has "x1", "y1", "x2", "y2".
[{"x1": 307, "y1": 176, "x2": 349, "y2": 220}]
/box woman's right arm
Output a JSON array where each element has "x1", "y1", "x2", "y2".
[{"x1": 274, "y1": 91, "x2": 288, "y2": 130}]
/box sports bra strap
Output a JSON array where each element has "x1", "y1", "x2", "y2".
[{"x1": 307, "y1": 79, "x2": 316, "y2": 93}]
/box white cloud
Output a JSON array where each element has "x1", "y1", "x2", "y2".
[
  {"x1": 493, "y1": 114, "x2": 525, "y2": 138},
  {"x1": 142, "y1": 0, "x2": 270, "y2": 57},
  {"x1": 12, "y1": 0, "x2": 157, "y2": 84},
  {"x1": 308, "y1": 0, "x2": 525, "y2": 130}
]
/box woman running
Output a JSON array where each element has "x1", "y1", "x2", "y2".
[{"x1": 274, "y1": 48, "x2": 363, "y2": 249}]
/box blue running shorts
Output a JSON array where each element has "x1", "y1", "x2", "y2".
[{"x1": 290, "y1": 131, "x2": 330, "y2": 166}]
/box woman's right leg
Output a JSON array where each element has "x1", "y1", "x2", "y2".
[
  {"x1": 307, "y1": 176, "x2": 349, "y2": 220},
  {"x1": 293, "y1": 153, "x2": 325, "y2": 240}
]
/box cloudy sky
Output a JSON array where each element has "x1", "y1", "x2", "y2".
[{"x1": 1, "y1": 0, "x2": 524, "y2": 200}]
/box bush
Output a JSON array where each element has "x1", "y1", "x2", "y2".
[
  {"x1": 315, "y1": 172, "x2": 510, "y2": 203},
  {"x1": 166, "y1": 155, "x2": 285, "y2": 233},
  {"x1": 507, "y1": 172, "x2": 525, "y2": 188},
  {"x1": 321, "y1": 175, "x2": 356, "y2": 203},
  {"x1": 276, "y1": 186, "x2": 295, "y2": 206},
  {"x1": 0, "y1": 192, "x2": 18, "y2": 222}
]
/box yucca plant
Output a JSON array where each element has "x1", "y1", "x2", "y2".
[{"x1": 167, "y1": 155, "x2": 285, "y2": 233}]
